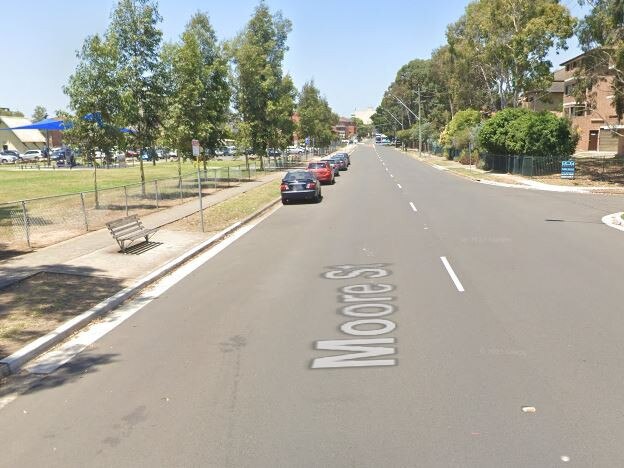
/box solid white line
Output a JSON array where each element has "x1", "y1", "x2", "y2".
[
  {"x1": 409, "y1": 202, "x2": 417, "y2": 212},
  {"x1": 440, "y1": 257, "x2": 465, "y2": 292},
  {"x1": 390, "y1": 174, "x2": 394, "y2": 178},
  {"x1": 397, "y1": 184, "x2": 402, "y2": 189},
  {"x1": 24, "y1": 208, "x2": 279, "y2": 375}
]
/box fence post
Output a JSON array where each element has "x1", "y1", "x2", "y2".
[
  {"x1": 79, "y1": 192, "x2": 89, "y2": 232},
  {"x1": 154, "y1": 180, "x2": 159, "y2": 208},
  {"x1": 213, "y1": 168, "x2": 217, "y2": 190},
  {"x1": 21, "y1": 200, "x2": 31, "y2": 249},
  {"x1": 197, "y1": 168, "x2": 205, "y2": 232},
  {"x1": 179, "y1": 176, "x2": 183, "y2": 201},
  {"x1": 227, "y1": 166, "x2": 230, "y2": 187},
  {"x1": 124, "y1": 185, "x2": 129, "y2": 216}
]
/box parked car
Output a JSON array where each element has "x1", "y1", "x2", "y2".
[
  {"x1": 286, "y1": 145, "x2": 304, "y2": 155},
  {"x1": 280, "y1": 170, "x2": 322, "y2": 204},
  {"x1": 322, "y1": 157, "x2": 340, "y2": 176},
  {"x1": 22, "y1": 149, "x2": 43, "y2": 161},
  {"x1": 328, "y1": 154, "x2": 348, "y2": 170},
  {"x1": 267, "y1": 148, "x2": 282, "y2": 157},
  {"x1": 334, "y1": 152, "x2": 351, "y2": 166},
  {"x1": 306, "y1": 160, "x2": 335, "y2": 185},
  {"x1": 0, "y1": 151, "x2": 20, "y2": 164}
]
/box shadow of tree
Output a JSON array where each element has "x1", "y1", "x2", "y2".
[
  {"x1": 0, "y1": 265, "x2": 124, "y2": 360},
  {"x1": 0, "y1": 243, "x2": 30, "y2": 261},
  {"x1": 0, "y1": 352, "x2": 119, "y2": 398}
]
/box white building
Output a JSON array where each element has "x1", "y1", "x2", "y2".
[{"x1": 0, "y1": 115, "x2": 46, "y2": 153}]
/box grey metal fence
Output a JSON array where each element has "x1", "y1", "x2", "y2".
[{"x1": 0, "y1": 163, "x2": 259, "y2": 252}]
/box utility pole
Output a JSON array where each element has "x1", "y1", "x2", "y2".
[{"x1": 418, "y1": 87, "x2": 422, "y2": 156}]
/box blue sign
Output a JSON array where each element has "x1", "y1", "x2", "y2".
[
  {"x1": 305, "y1": 136, "x2": 310, "y2": 146},
  {"x1": 561, "y1": 160, "x2": 575, "y2": 179}
]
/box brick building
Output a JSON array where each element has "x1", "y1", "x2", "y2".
[
  {"x1": 560, "y1": 52, "x2": 624, "y2": 155},
  {"x1": 333, "y1": 117, "x2": 357, "y2": 139}
]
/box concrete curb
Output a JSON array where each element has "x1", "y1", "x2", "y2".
[
  {"x1": 601, "y1": 212, "x2": 624, "y2": 232},
  {"x1": 0, "y1": 196, "x2": 281, "y2": 379}
]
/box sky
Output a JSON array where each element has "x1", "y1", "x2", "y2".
[{"x1": 0, "y1": 0, "x2": 590, "y2": 120}]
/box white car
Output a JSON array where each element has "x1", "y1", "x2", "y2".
[
  {"x1": 286, "y1": 145, "x2": 304, "y2": 155},
  {"x1": 0, "y1": 153, "x2": 20, "y2": 164},
  {"x1": 22, "y1": 149, "x2": 43, "y2": 161}
]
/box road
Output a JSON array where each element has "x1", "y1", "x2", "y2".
[{"x1": 1, "y1": 143, "x2": 624, "y2": 467}]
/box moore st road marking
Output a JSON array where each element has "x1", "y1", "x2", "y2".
[
  {"x1": 312, "y1": 265, "x2": 398, "y2": 369},
  {"x1": 440, "y1": 256, "x2": 465, "y2": 292}
]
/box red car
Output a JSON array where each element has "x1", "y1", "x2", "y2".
[{"x1": 306, "y1": 160, "x2": 335, "y2": 184}]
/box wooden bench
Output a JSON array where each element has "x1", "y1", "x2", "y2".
[{"x1": 106, "y1": 215, "x2": 159, "y2": 253}]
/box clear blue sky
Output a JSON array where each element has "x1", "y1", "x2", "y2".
[{"x1": 1, "y1": 0, "x2": 589, "y2": 119}]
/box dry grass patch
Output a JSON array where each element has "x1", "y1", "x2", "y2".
[
  {"x1": 167, "y1": 180, "x2": 280, "y2": 233},
  {"x1": 0, "y1": 272, "x2": 123, "y2": 359}
]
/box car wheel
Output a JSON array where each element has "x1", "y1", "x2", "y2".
[
  {"x1": 331, "y1": 177, "x2": 335, "y2": 185},
  {"x1": 282, "y1": 198, "x2": 288, "y2": 205},
  {"x1": 1, "y1": 159, "x2": 6, "y2": 164}
]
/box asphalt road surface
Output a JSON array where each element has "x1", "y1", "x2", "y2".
[{"x1": 2, "y1": 143, "x2": 624, "y2": 467}]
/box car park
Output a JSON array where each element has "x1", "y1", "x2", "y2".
[
  {"x1": 306, "y1": 160, "x2": 335, "y2": 185},
  {"x1": 280, "y1": 170, "x2": 322, "y2": 204}
]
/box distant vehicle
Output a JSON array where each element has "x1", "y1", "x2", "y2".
[
  {"x1": 267, "y1": 148, "x2": 282, "y2": 157},
  {"x1": 334, "y1": 152, "x2": 351, "y2": 166},
  {"x1": 22, "y1": 149, "x2": 43, "y2": 161},
  {"x1": 327, "y1": 154, "x2": 348, "y2": 171},
  {"x1": 321, "y1": 157, "x2": 340, "y2": 176},
  {"x1": 307, "y1": 160, "x2": 335, "y2": 185},
  {"x1": 286, "y1": 145, "x2": 304, "y2": 155},
  {"x1": 50, "y1": 149, "x2": 66, "y2": 161},
  {"x1": 0, "y1": 151, "x2": 19, "y2": 164},
  {"x1": 280, "y1": 170, "x2": 322, "y2": 204}
]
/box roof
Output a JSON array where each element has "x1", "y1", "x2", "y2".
[
  {"x1": 553, "y1": 68, "x2": 567, "y2": 81},
  {"x1": 0, "y1": 115, "x2": 46, "y2": 143}
]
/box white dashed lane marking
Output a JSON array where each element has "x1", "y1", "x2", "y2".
[
  {"x1": 409, "y1": 202, "x2": 417, "y2": 212},
  {"x1": 440, "y1": 256, "x2": 465, "y2": 292}
]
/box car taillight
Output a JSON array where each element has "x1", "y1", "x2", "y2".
[
  {"x1": 280, "y1": 183, "x2": 289, "y2": 191},
  {"x1": 306, "y1": 182, "x2": 317, "y2": 189}
]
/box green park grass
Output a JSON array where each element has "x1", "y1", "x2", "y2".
[{"x1": 0, "y1": 160, "x2": 252, "y2": 204}]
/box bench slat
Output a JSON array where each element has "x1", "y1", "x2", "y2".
[
  {"x1": 106, "y1": 215, "x2": 139, "y2": 229},
  {"x1": 110, "y1": 224, "x2": 144, "y2": 237},
  {"x1": 119, "y1": 228, "x2": 158, "y2": 241}
]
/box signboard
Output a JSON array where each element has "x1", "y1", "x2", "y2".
[
  {"x1": 561, "y1": 160, "x2": 575, "y2": 179},
  {"x1": 305, "y1": 136, "x2": 310, "y2": 146},
  {"x1": 191, "y1": 139, "x2": 200, "y2": 157}
]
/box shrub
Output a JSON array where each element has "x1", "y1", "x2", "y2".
[
  {"x1": 478, "y1": 108, "x2": 578, "y2": 157},
  {"x1": 458, "y1": 148, "x2": 480, "y2": 166}
]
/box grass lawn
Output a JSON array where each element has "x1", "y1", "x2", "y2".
[{"x1": 0, "y1": 159, "x2": 253, "y2": 203}]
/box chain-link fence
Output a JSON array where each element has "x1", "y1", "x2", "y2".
[{"x1": 0, "y1": 163, "x2": 260, "y2": 253}]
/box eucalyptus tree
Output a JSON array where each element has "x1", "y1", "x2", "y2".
[{"x1": 446, "y1": 0, "x2": 575, "y2": 110}]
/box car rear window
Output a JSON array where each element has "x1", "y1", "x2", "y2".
[
  {"x1": 308, "y1": 162, "x2": 327, "y2": 169},
  {"x1": 283, "y1": 171, "x2": 311, "y2": 181}
]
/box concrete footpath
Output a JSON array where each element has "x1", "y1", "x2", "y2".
[{"x1": 0, "y1": 171, "x2": 284, "y2": 290}]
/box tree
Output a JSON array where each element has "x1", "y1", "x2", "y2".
[
  {"x1": 576, "y1": 0, "x2": 624, "y2": 121},
  {"x1": 109, "y1": 0, "x2": 165, "y2": 178},
  {"x1": 297, "y1": 81, "x2": 337, "y2": 147},
  {"x1": 161, "y1": 12, "x2": 230, "y2": 174},
  {"x1": 447, "y1": 0, "x2": 575, "y2": 110},
  {"x1": 0, "y1": 108, "x2": 24, "y2": 117},
  {"x1": 32, "y1": 106, "x2": 47, "y2": 122},
  {"x1": 440, "y1": 109, "x2": 481, "y2": 150},
  {"x1": 64, "y1": 33, "x2": 124, "y2": 205},
  {"x1": 229, "y1": 1, "x2": 292, "y2": 169}
]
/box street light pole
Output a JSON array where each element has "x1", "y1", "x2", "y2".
[{"x1": 418, "y1": 87, "x2": 422, "y2": 156}]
